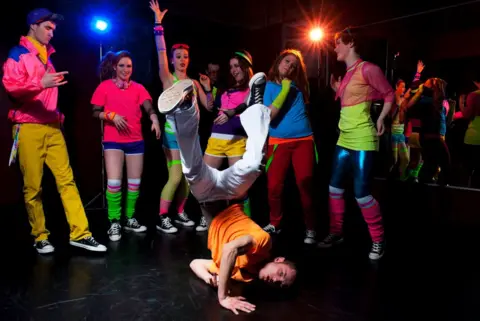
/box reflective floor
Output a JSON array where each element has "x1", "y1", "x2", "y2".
[{"x1": 1, "y1": 180, "x2": 480, "y2": 321}]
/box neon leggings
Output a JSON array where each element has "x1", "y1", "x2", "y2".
[
  {"x1": 159, "y1": 156, "x2": 190, "y2": 215},
  {"x1": 328, "y1": 145, "x2": 384, "y2": 242}
]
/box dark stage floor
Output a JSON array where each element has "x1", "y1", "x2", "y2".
[{"x1": 1, "y1": 181, "x2": 480, "y2": 321}]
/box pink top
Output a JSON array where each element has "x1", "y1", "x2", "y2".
[
  {"x1": 220, "y1": 88, "x2": 249, "y2": 112},
  {"x1": 2, "y1": 36, "x2": 62, "y2": 124},
  {"x1": 91, "y1": 80, "x2": 152, "y2": 143},
  {"x1": 336, "y1": 60, "x2": 394, "y2": 107}
]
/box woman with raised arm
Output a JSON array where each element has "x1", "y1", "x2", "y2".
[
  {"x1": 91, "y1": 50, "x2": 161, "y2": 242},
  {"x1": 149, "y1": 0, "x2": 213, "y2": 233},
  {"x1": 318, "y1": 28, "x2": 394, "y2": 260}
]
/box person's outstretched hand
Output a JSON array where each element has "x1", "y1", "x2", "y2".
[
  {"x1": 149, "y1": 0, "x2": 168, "y2": 23},
  {"x1": 219, "y1": 296, "x2": 256, "y2": 315}
]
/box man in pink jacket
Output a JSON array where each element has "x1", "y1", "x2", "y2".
[{"x1": 2, "y1": 8, "x2": 107, "y2": 254}]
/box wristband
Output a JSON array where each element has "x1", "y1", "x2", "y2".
[
  {"x1": 104, "y1": 111, "x2": 116, "y2": 121},
  {"x1": 154, "y1": 25, "x2": 164, "y2": 36}
]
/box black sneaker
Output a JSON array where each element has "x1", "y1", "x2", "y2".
[
  {"x1": 70, "y1": 236, "x2": 107, "y2": 252},
  {"x1": 263, "y1": 224, "x2": 281, "y2": 234},
  {"x1": 175, "y1": 212, "x2": 195, "y2": 227},
  {"x1": 369, "y1": 242, "x2": 385, "y2": 260},
  {"x1": 195, "y1": 215, "x2": 208, "y2": 232},
  {"x1": 247, "y1": 72, "x2": 266, "y2": 106},
  {"x1": 317, "y1": 233, "x2": 344, "y2": 248},
  {"x1": 124, "y1": 218, "x2": 147, "y2": 233},
  {"x1": 304, "y1": 230, "x2": 316, "y2": 244},
  {"x1": 108, "y1": 221, "x2": 122, "y2": 242},
  {"x1": 156, "y1": 216, "x2": 178, "y2": 234},
  {"x1": 34, "y1": 239, "x2": 55, "y2": 254}
]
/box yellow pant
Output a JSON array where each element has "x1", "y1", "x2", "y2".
[{"x1": 15, "y1": 123, "x2": 91, "y2": 242}]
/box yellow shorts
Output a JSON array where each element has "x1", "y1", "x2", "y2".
[{"x1": 205, "y1": 135, "x2": 246, "y2": 158}]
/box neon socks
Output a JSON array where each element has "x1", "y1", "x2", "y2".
[
  {"x1": 126, "y1": 179, "x2": 140, "y2": 219},
  {"x1": 356, "y1": 195, "x2": 384, "y2": 243},
  {"x1": 243, "y1": 197, "x2": 251, "y2": 217},
  {"x1": 106, "y1": 179, "x2": 122, "y2": 221},
  {"x1": 328, "y1": 186, "x2": 345, "y2": 235}
]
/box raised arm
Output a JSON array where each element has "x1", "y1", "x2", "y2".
[
  {"x1": 264, "y1": 79, "x2": 292, "y2": 120},
  {"x1": 217, "y1": 235, "x2": 256, "y2": 314},
  {"x1": 150, "y1": 0, "x2": 174, "y2": 89}
]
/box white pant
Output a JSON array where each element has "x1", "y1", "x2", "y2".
[{"x1": 167, "y1": 101, "x2": 271, "y2": 203}]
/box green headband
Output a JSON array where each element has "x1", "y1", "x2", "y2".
[{"x1": 234, "y1": 51, "x2": 252, "y2": 66}]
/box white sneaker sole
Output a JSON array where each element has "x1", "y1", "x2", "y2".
[
  {"x1": 196, "y1": 225, "x2": 208, "y2": 232},
  {"x1": 174, "y1": 219, "x2": 195, "y2": 227},
  {"x1": 124, "y1": 226, "x2": 147, "y2": 233},
  {"x1": 69, "y1": 241, "x2": 107, "y2": 252},
  {"x1": 158, "y1": 79, "x2": 194, "y2": 114},
  {"x1": 156, "y1": 225, "x2": 178, "y2": 234},
  {"x1": 109, "y1": 234, "x2": 122, "y2": 242},
  {"x1": 246, "y1": 72, "x2": 266, "y2": 104},
  {"x1": 35, "y1": 245, "x2": 55, "y2": 254},
  {"x1": 304, "y1": 237, "x2": 316, "y2": 245}
]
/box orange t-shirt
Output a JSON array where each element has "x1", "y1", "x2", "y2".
[{"x1": 207, "y1": 204, "x2": 272, "y2": 282}]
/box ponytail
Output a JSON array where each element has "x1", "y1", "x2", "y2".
[{"x1": 98, "y1": 51, "x2": 116, "y2": 81}]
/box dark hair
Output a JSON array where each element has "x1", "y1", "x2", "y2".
[
  {"x1": 267, "y1": 49, "x2": 309, "y2": 104},
  {"x1": 334, "y1": 27, "x2": 364, "y2": 56},
  {"x1": 98, "y1": 50, "x2": 133, "y2": 81},
  {"x1": 396, "y1": 79, "x2": 405, "y2": 88},
  {"x1": 228, "y1": 50, "x2": 253, "y2": 89},
  {"x1": 428, "y1": 78, "x2": 447, "y2": 111}
]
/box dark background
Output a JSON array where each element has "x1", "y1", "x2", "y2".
[{"x1": 1, "y1": 0, "x2": 480, "y2": 210}]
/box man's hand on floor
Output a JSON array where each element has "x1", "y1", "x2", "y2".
[{"x1": 219, "y1": 296, "x2": 256, "y2": 315}]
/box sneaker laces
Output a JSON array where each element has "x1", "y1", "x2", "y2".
[
  {"x1": 162, "y1": 216, "x2": 174, "y2": 228},
  {"x1": 263, "y1": 224, "x2": 276, "y2": 232},
  {"x1": 199, "y1": 216, "x2": 207, "y2": 226},
  {"x1": 178, "y1": 212, "x2": 190, "y2": 222},
  {"x1": 371, "y1": 242, "x2": 382, "y2": 253},
  {"x1": 85, "y1": 236, "x2": 100, "y2": 246},
  {"x1": 128, "y1": 218, "x2": 141, "y2": 228},
  {"x1": 39, "y1": 240, "x2": 51, "y2": 247},
  {"x1": 109, "y1": 223, "x2": 121, "y2": 234},
  {"x1": 305, "y1": 230, "x2": 316, "y2": 238}
]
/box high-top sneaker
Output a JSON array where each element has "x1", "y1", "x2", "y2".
[
  {"x1": 124, "y1": 218, "x2": 147, "y2": 233},
  {"x1": 70, "y1": 236, "x2": 107, "y2": 252},
  {"x1": 175, "y1": 212, "x2": 195, "y2": 227},
  {"x1": 156, "y1": 216, "x2": 178, "y2": 234},
  {"x1": 196, "y1": 215, "x2": 208, "y2": 232},
  {"x1": 247, "y1": 72, "x2": 267, "y2": 106},
  {"x1": 369, "y1": 242, "x2": 385, "y2": 260},
  {"x1": 304, "y1": 230, "x2": 316, "y2": 244},
  {"x1": 317, "y1": 233, "x2": 344, "y2": 248},
  {"x1": 263, "y1": 223, "x2": 281, "y2": 234},
  {"x1": 34, "y1": 239, "x2": 55, "y2": 254},
  {"x1": 157, "y1": 79, "x2": 194, "y2": 114},
  {"x1": 108, "y1": 221, "x2": 122, "y2": 241}
]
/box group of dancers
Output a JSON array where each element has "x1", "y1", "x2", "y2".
[{"x1": 3, "y1": 3, "x2": 401, "y2": 314}]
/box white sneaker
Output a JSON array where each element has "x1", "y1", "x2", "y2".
[
  {"x1": 157, "y1": 79, "x2": 194, "y2": 114},
  {"x1": 369, "y1": 242, "x2": 385, "y2": 260},
  {"x1": 108, "y1": 222, "x2": 122, "y2": 241},
  {"x1": 304, "y1": 230, "x2": 316, "y2": 244},
  {"x1": 196, "y1": 215, "x2": 208, "y2": 232},
  {"x1": 263, "y1": 224, "x2": 281, "y2": 234}
]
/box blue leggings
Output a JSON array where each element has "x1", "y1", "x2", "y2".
[{"x1": 329, "y1": 145, "x2": 375, "y2": 199}]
